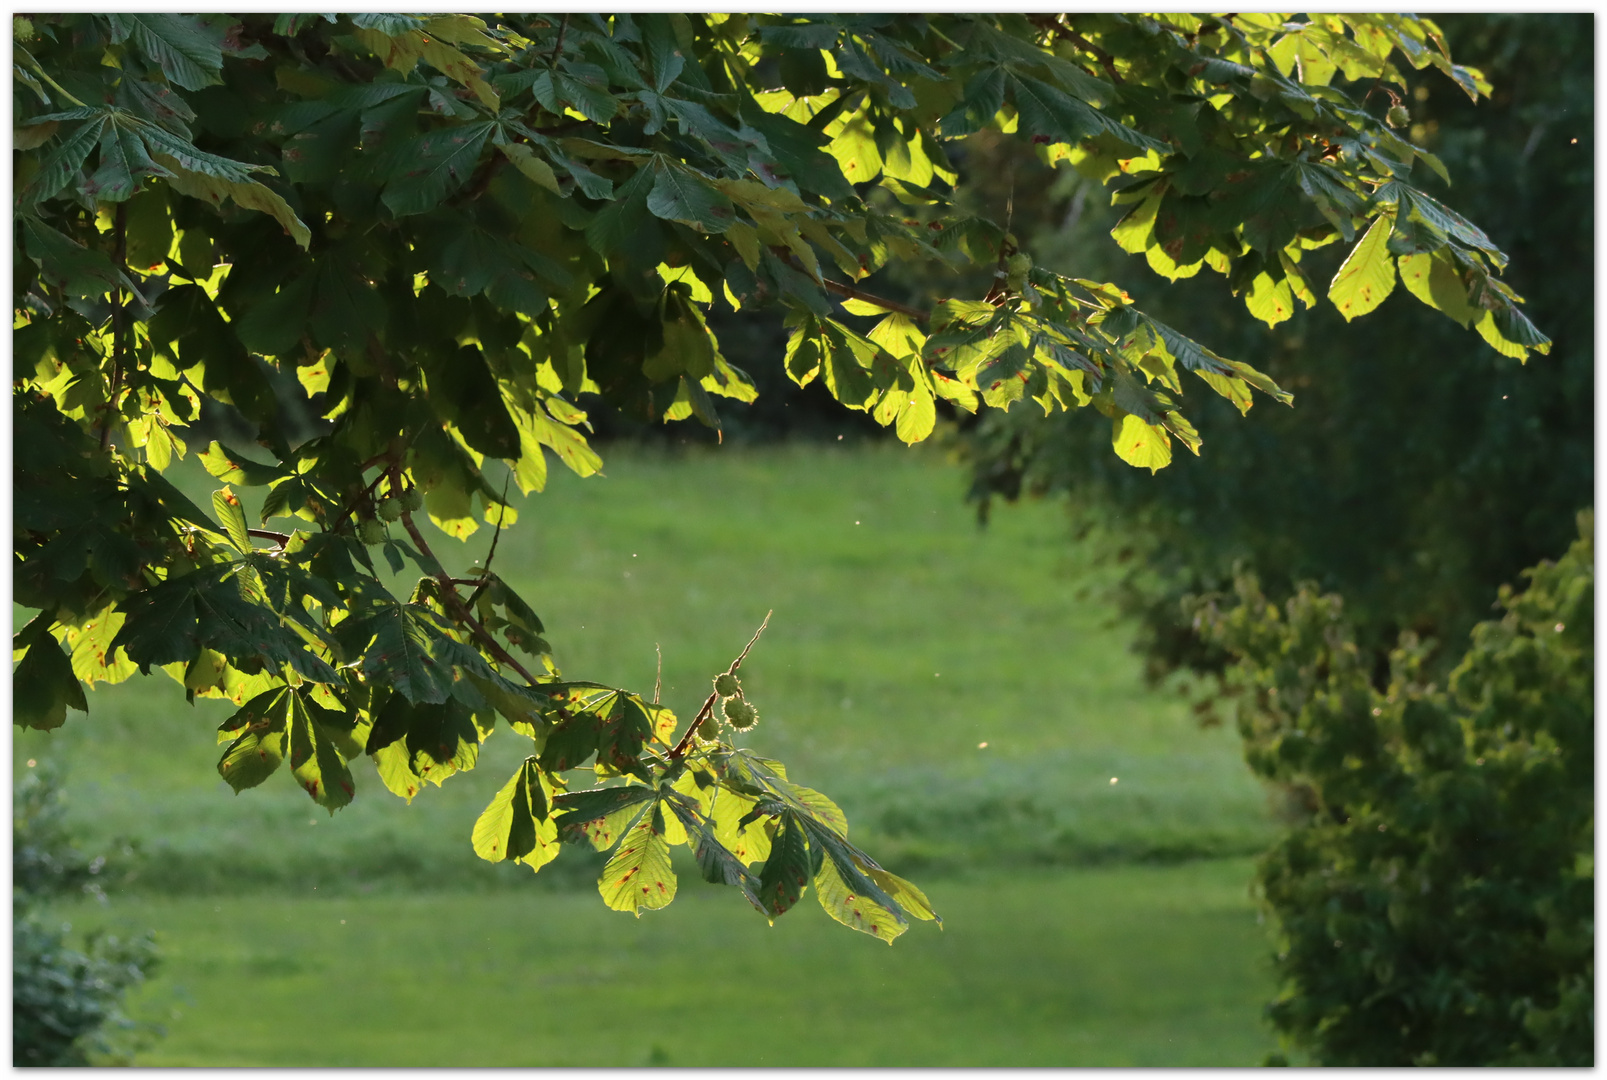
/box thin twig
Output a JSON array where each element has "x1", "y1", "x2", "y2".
[
  {"x1": 772, "y1": 249, "x2": 928, "y2": 320},
  {"x1": 463, "y1": 474, "x2": 513, "y2": 609},
  {"x1": 670, "y1": 611, "x2": 772, "y2": 759},
  {"x1": 1062, "y1": 28, "x2": 1123, "y2": 85},
  {"x1": 983, "y1": 160, "x2": 1019, "y2": 304},
  {"x1": 330, "y1": 469, "x2": 390, "y2": 534},
  {"x1": 653, "y1": 644, "x2": 663, "y2": 706},
  {"x1": 393, "y1": 463, "x2": 543, "y2": 688},
  {"x1": 99, "y1": 204, "x2": 128, "y2": 451},
  {"x1": 818, "y1": 275, "x2": 929, "y2": 322},
  {"x1": 247, "y1": 528, "x2": 291, "y2": 547},
  {"x1": 549, "y1": 14, "x2": 568, "y2": 66}
]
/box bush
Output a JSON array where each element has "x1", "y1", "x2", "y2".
[
  {"x1": 1200, "y1": 512, "x2": 1593, "y2": 1066},
  {"x1": 13, "y1": 766, "x2": 161, "y2": 1067}
]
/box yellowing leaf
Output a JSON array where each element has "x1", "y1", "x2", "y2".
[
  {"x1": 1397, "y1": 250, "x2": 1477, "y2": 327},
  {"x1": 497, "y1": 142, "x2": 560, "y2": 193},
  {"x1": 814, "y1": 852, "x2": 907, "y2": 942},
  {"x1": 158, "y1": 156, "x2": 311, "y2": 249},
  {"x1": 472, "y1": 759, "x2": 559, "y2": 870},
  {"x1": 864, "y1": 867, "x2": 941, "y2": 924},
  {"x1": 1110, "y1": 192, "x2": 1161, "y2": 254},
  {"x1": 1327, "y1": 213, "x2": 1396, "y2": 321},
  {"x1": 599, "y1": 814, "x2": 677, "y2": 914},
  {"x1": 1244, "y1": 271, "x2": 1295, "y2": 327},
  {"x1": 62, "y1": 608, "x2": 138, "y2": 687},
  {"x1": 1112, "y1": 412, "x2": 1172, "y2": 472}
]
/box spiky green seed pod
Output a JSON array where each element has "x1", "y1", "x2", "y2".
[
  {"x1": 402, "y1": 487, "x2": 424, "y2": 512},
  {"x1": 723, "y1": 698, "x2": 759, "y2": 732},
  {"x1": 358, "y1": 519, "x2": 386, "y2": 545},
  {"x1": 696, "y1": 716, "x2": 719, "y2": 742},
  {"x1": 377, "y1": 496, "x2": 403, "y2": 522},
  {"x1": 714, "y1": 672, "x2": 741, "y2": 697},
  {"x1": 1386, "y1": 105, "x2": 1410, "y2": 128}
]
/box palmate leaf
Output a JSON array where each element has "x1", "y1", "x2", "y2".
[
  {"x1": 646, "y1": 162, "x2": 736, "y2": 233},
  {"x1": 1009, "y1": 73, "x2": 1166, "y2": 154},
  {"x1": 84, "y1": 116, "x2": 173, "y2": 202},
  {"x1": 554, "y1": 785, "x2": 656, "y2": 850},
  {"x1": 106, "y1": 14, "x2": 224, "y2": 92},
  {"x1": 114, "y1": 561, "x2": 339, "y2": 683},
  {"x1": 12, "y1": 612, "x2": 88, "y2": 732},
  {"x1": 381, "y1": 121, "x2": 495, "y2": 218},
  {"x1": 156, "y1": 156, "x2": 312, "y2": 249},
  {"x1": 365, "y1": 693, "x2": 487, "y2": 799},
  {"x1": 62, "y1": 607, "x2": 139, "y2": 687},
  {"x1": 812, "y1": 844, "x2": 907, "y2": 942},
  {"x1": 339, "y1": 599, "x2": 457, "y2": 705},
  {"x1": 25, "y1": 114, "x2": 107, "y2": 203},
  {"x1": 599, "y1": 809, "x2": 678, "y2": 915},
  {"x1": 472, "y1": 758, "x2": 560, "y2": 870},
  {"x1": 286, "y1": 690, "x2": 358, "y2": 811},
  {"x1": 19, "y1": 218, "x2": 127, "y2": 299},
  {"x1": 217, "y1": 687, "x2": 292, "y2": 791},
  {"x1": 663, "y1": 797, "x2": 765, "y2": 911}
]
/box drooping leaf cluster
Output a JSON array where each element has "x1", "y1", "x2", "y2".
[
  {"x1": 12, "y1": 13, "x2": 1539, "y2": 933},
  {"x1": 956, "y1": 12, "x2": 1588, "y2": 678},
  {"x1": 1199, "y1": 514, "x2": 1592, "y2": 1065}
]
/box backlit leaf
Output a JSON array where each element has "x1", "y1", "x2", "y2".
[
  {"x1": 1328, "y1": 213, "x2": 1397, "y2": 321},
  {"x1": 599, "y1": 811, "x2": 677, "y2": 914}
]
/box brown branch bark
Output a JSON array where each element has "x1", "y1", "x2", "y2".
[
  {"x1": 669, "y1": 611, "x2": 772, "y2": 760},
  {"x1": 818, "y1": 276, "x2": 930, "y2": 322},
  {"x1": 1062, "y1": 28, "x2": 1124, "y2": 85},
  {"x1": 393, "y1": 464, "x2": 543, "y2": 689}
]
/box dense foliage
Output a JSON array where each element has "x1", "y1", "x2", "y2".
[
  {"x1": 1205, "y1": 514, "x2": 1592, "y2": 1065},
  {"x1": 959, "y1": 13, "x2": 1589, "y2": 677},
  {"x1": 13, "y1": 766, "x2": 160, "y2": 1066},
  {"x1": 13, "y1": 13, "x2": 1539, "y2": 937}
]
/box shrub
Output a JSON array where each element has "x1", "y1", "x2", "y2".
[
  {"x1": 1201, "y1": 512, "x2": 1593, "y2": 1065},
  {"x1": 13, "y1": 766, "x2": 161, "y2": 1067}
]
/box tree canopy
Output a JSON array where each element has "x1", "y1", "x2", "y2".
[{"x1": 12, "y1": 13, "x2": 1544, "y2": 940}]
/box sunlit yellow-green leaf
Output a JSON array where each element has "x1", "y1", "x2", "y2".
[{"x1": 1328, "y1": 213, "x2": 1396, "y2": 321}]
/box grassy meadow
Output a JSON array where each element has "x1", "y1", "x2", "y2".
[{"x1": 16, "y1": 441, "x2": 1286, "y2": 1065}]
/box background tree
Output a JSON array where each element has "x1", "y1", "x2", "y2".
[
  {"x1": 946, "y1": 14, "x2": 1592, "y2": 1063},
  {"x1": 12, "y1": 13, "x2": 1540, "y2": 945}
]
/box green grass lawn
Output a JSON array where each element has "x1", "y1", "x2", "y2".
[
  {"x1": 17, "y1": 441, "x2": 1284, "y2": 1065},
  {"x1": 84, "y1": 858, "x2": 1275, "y2": 1067}
]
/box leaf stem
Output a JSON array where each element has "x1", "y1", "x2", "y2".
[
  {"x1": 392, "y1": 462, "x2": 543, "y2": 688},
  {"x1": 15, "y1": 44, "x2": 88, "y2": 107}
]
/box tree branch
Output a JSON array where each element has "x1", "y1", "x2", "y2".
[
  {"x1": 1061, "y1": 28, "x2": 1123, "y2": 85},
  {"x1": 392, "y1": 463, "x2": 543, "y2": 689},
  {"x1": 669, "y1": 611, "x2": 772, "y2": 759},
  {"x1": 548, "y1": 14, "x2": 568, "y2": 67},
  {"x1": 818, "y1": 275, "x2": 929, "y2": 322}
]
